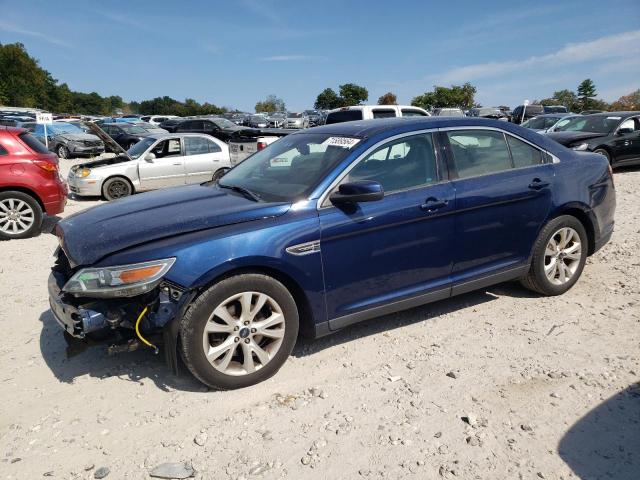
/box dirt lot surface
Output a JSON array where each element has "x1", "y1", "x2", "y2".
[{"x1": 1, "y1": 160, "x2": 638, "y2": 480}]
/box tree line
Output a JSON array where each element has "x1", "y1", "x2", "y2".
[{"x1": 2, "y1": 42, "x2": 638, "y2": 116}]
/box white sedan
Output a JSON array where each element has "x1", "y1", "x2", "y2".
[{"x1": 67, "y1": 133, "x2": 231, "y2": 201}]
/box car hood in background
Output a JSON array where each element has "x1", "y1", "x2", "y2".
[
  {"x1": 57, "y1": 133, "x2": 102, "y2": 142},
  {"x1": 72, "y1": 155, "x2": 133, "y2": 169},
  {"x1": 546, "y1": 131, "x2": 608, "y2": 146},
  {"x1": 56, "y1": 185, "x2": 291, "y2": 267}
]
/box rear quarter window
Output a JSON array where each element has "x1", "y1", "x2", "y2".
[
  {"x1": 0, "y1": 143, "x2": 8, "y2": 155},
  {"x1": 372, "y1": 109, "x2": 397, "y2": 119},
  {"x1": 325, "y1": 110, "x2": 364, "y2": 124},
  {"x1": 19, "y1": 133, "x2": 50, "y2": 154}
]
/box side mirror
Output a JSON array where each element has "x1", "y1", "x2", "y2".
[
  {"x1": 330, "y1": 181, "x2": 384, "y2": 204},
  {"x1": 617, "y1": 127, "x2": 633, "y2": 135},
  {"x1": 144, "y1": 153, "x2": 156, "y2": 162}
]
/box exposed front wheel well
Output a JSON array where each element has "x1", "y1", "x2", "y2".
[
  {"x1": 193, "y1": 266, "x2": 315, "y2": 338},
  {"x1": 102, "y1": 175, "x2": 135, "y2": 194}
]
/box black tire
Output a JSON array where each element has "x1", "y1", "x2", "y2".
[
  {"x1": 102, "y1": 176, "x2": 133, "y2": 201},
  {"x1": 593, "y1": 148, "x2": 611, "y2": 165},
  {"x1": 56, "y1": 144, "x2": 70, "y2": 159},
  {"x1": 0, "y1": 191, "x2": 43, "y2": 240},
  {"x1": 212, "y1": 168, "x2": 229, "y2": 182},
  {"x1": 521, "y1": 215, "x2": 588, "y2": 296},
  {"x1": 180, "y1": 274, "x2": 299, "y2": 390}
]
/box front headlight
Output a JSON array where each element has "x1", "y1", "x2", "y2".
[
  {"x1": 76, "y1": 167, "x2": 91, "y2": 178},
  {"x1": 63, "y1": 258, "x2": 176, "y2": 297},
  {"x1": 571, "y1": 143, "x2": 589, "y2": 151}
]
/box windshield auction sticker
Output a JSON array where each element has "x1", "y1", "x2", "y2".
[{"x1": 323, "y1": 137, "x2": 361, "y2": 148}]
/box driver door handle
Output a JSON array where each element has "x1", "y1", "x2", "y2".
[
  {"x1": 420, "y1": 197, "x2": 448, "y2": 212},
  {"x1": 528, "y1": 178, "x2": 550, "y2": 190}
]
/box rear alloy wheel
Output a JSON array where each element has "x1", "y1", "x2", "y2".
[
  {"x1": 0, "y1": 191, "x2": 43, "y2": 240},
  {"x1": 102, "y1": 177, "x2": 133, "y2": 201},
  {"x1": 593, "y1": 148, "x2": 611, "y2": 164},
  {"x1": 212, "y1": 168, "x2": 229, "y2": 182},
  {"x1": 57, "y1": 145, "x2": 70, "y2": 159},
  {"x1": 521, "y1": 215, "x2": 587, "y2": 296},
  {"x1": 180, "y1": 274, "x2": 299, "y2": 389}
]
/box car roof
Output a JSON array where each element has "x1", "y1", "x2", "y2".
[
  {"x1": 0, "y1": 126, "x2": 26, "y2": 134},
  {"x1": 587, "y1": 111, "x2": 640, "y2": 117},
  {"x1": 145, "y1": 133, "x2": 220, "y2": 141},
  {"x1": 295, "y1": 117, "x2": 567, "y2": 152}
]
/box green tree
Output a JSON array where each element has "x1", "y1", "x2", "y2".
[
  {"x1": 540, "y1": 89, "x2": 578, "y2": 111},
  {"x1": 339, "y1": 83, "x2": 368, "y2": 106},
  {"x1": 314, "y1": 88, "x2": 342, "y2": 109},
  {"x1": 411, "y1": 83, "x2": 476, "y2": 110},
  {"x1": 577, "y1": 79, "x2": 597, "y2": 110},
  {"x1": 377, "y1": 92, "x2": 397, "y2": 105},
  {"x1": 255, "y1": 94, "x2": 285, "y2": 113}
]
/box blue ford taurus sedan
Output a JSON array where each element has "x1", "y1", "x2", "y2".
[{"x1": 49, "y1": 117, "x2": 615, "y2": 389}]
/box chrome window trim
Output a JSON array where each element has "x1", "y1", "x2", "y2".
[{"x1": 316, "y1": 128, "x2": 440, "y2": 210}]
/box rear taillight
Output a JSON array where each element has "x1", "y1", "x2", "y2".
[
  {"x1": 257, "y1": 141, "x2": 267, "y2": 151},
  {"x1": 33, "y1": 159, "x2": 58, "y2": 173}
]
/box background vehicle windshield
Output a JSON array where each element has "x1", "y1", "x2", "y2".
[
  {"x1": 219, "y1": 133, "x2": 356, "y2": 202},
  {"x1": 127, "y1": 137, "x2": 155, "y2": 158},
  {"x1": 50, "y1": 123, "x2": 83, "y2": 134},
  {"x1": 553, "y1": 115, "x2": 620, "y2": 134},
  {"x1": 120, "y1": 125, "x2": 147, "y2": 134},
  {"x1": 288, "y1": 113, "x2": 302, "y2": 118},
  {"x1": 212, "y1": 118, "x2": 236, "y2": 128}
]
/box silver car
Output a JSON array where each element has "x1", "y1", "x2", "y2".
[
  {"x1": 284, "y1": 112, "x2": 309, "y2": 128},
  {"x1": 67, "y1": 133, "x2": 231, "y2": 201}
]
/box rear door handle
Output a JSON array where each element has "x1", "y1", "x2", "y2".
[
  {"x1": 528, "y1": 178, "x2": 550, "y2": 190},
  {"x1": 420, "y1": 197, "x2": 449, "y2": 212}
]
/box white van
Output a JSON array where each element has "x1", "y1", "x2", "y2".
[{"x1": 325, "y1": 105, "x2": 429, "y2": 124}]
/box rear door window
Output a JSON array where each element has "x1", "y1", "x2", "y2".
[
  {"x1": 372, "y1": 108, "x2": 397, "y2": 119},
  {"x1": 506, "y1": 135, "x2": 543, "y2": 168},
  {"x1": 325, "y1": 110, "x2": 363, "y2": 124},
  {"x1": 184, "y1": 136, "x2": 211, "y2": 156},
  {"x1": 446, "y1": 130, "x2": 512, "y2": 179},
  {"x1": 401, "y1": 109, "x2": 427, "y2": 117}
]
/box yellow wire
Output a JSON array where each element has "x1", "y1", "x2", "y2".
[{"x1": 134, "y1": 306, "x2": 158, "y2": 353}]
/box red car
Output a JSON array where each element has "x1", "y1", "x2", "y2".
[{"x1": 0, "y1": 126, "x2": 67, "y2": 239}]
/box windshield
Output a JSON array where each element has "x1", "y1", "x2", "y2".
[
  {"x1": 127, "y1": 137, "x2": 156, "y2": 159},
  {"x1": 219, "y1": 133, "x2": 357, "y2": 202},
  {"x1": 212, "y1": 118, "x2": 236, "y2": 128},
  {"x1": 50, "y1": 123, "x2": 83, "y2": 134},
  {"x1": 120, "y1": 125, "x2": 147, "y2": 134},
  {"x1": 522, "y1": 117, "x2": 554, "y2": 129},
  {"x1": 553, "y1": 115, "x2": 620, "y2": 134},
  {"x1": 288, "y1": 113, "x2": 302, "y2": 118}
]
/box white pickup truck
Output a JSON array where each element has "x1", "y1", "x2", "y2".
[{"x1": 228, "y1": 128, "x2": 292, "y2": 166}]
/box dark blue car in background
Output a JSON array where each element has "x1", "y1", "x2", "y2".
[{"x1": 49, "y1": 117, "x2": 615, "y2": 389}]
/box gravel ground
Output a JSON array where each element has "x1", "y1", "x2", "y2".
[{"x1": 1, "y1": 159, "x2": 638, "y2": 480}]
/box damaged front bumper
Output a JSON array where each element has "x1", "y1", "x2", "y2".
[{"x1": 47, "y1": 269, "x2": 194, "y2": 371}]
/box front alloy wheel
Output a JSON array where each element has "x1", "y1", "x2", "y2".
[
  {"x1": 202, "y1": 292, "x2": 285, "y2": 376},
  {"x1": 180, "y1": 274, "x2": 299, "y2": 389}
]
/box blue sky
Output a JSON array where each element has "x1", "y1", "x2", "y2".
[{"x1": 1, "y1": 0, "x2": 639, "y2": 111}]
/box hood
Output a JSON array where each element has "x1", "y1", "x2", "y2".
[
  {"x1": 57, "y1": 184, "x2": 291, "y2": 267},
  {"x1": 58, "y1": 133, "x2": 101, "y2": 142},
  {"x1": 72, "y1": 155, "x2": 132, "y2": 169},
  {"x1": 546, "y1": 131, "x2": 607, "y2": 146}
]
